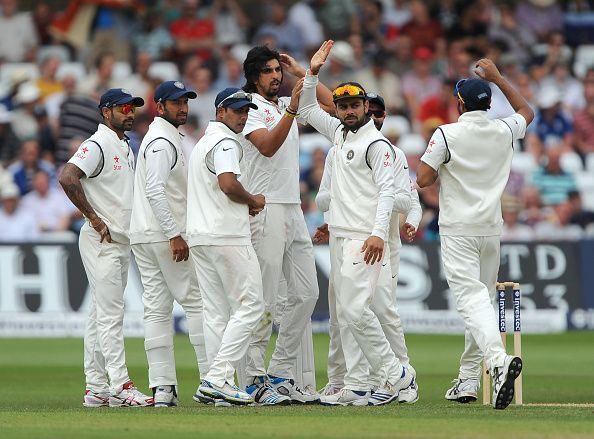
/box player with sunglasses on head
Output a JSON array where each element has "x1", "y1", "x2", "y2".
[
  {"x1": 128, "y1": 81, "x2": 210, "y2": 407},
  {"x1": 235, "y1": 42, "x2": 335, "y2": 404},
  {"x1": 416, "y1": 59, "x2": 534, "y2": 409},
  {"x1": 60, "y1": 89, "x2": 154, "y2": 407},
  {"x1": 313, "y1": 91, "x2": 420, "y2": 405},
  {"x1": 299, "y1": 41, "x2": 414, "y2": 406}
]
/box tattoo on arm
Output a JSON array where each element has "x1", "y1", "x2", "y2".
[{"x1": 59, "y1": 164, "x2": 99, "y2": 223}]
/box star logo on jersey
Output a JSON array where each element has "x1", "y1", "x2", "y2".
[
  {"x1": 82, "y1": 146, "x2": 88, "y2": 154},
  {"x1": 113, "y1": 155, "x2": 122, "y2": 171},
  {"x1": 346, "y1": 150, "x2": 354, "y2": 160},
  {"x1": 427, "y1": 139, "x2": 435, "y2": 153},
  {"x1": 384, "y1": 151, "x2": 390, "y2": 160},
  {"x1": 114, "y1": 156, "x2": 120, "y2": 163}
]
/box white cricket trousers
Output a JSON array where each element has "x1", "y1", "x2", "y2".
[
  {"x1": 330, "y1": 235, "x2": 403, "y2": 391},
  {"x1": 245, "y1": 204, "x2": 319, "y2": 380},
  {"x1": 191, "y1": 245, "x2": 264, "y2": 387},
  {"x1": 440, "y1": 235, "x2": 507, "y2": 375},
  {"x1": 79, "y1": 224, "x2": 131, "y2": 393},
  {"x1": 132, "y1": 242, "x2": 208, "y2": 389}
]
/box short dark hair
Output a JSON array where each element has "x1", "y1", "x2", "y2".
[{"x1": 242, "y1": 46, "x2": 282, "y2": 93}]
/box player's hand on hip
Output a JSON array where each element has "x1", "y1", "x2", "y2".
[
  {"x1": 310, "y1": 40, "x2": 334, "y2": 75},
  {"x1": 91, "y1": 218, "x2": 112, "y2": 243},
  {"x1": 313, "y1": 223, "x2": 329, "y2": 245},
  {"x1": 402, "y1": 223, "x2": 417, "y2": 242},
  {"x1": 169, "y1": 235, "x2": 189, "y2": 262},
  {"x1": 279, "y1": 53, "x2": 306, "y2": 78},
  {"x1": 361, "y1": 235, "x2": 384, "y2": 265},
  {"x1": 249, "y1": 194, "x2": 265, "y2": 216},
  {"x1": 474, "y1": 58, "x2": 502, "y2": 83},
  {"x1": 289, "y1": 78, "x2": 304, "y2": 113}
]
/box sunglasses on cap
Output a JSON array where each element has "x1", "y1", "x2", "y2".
[
  {"x1": 332, "y1": 84, "x2": 366, "y2": 100},
  {"x1": 367, "y1": 109, "x2": 385, "y2": 118},
  {"x1": 113, "y1": 103, "x2": 136, "y2": 115},
  {"x1": 454, "y1": 79, "x2": 466, "y2": 104},
  {"x1": 217, "y1": 91, "x2": 253, "y2": 108}
]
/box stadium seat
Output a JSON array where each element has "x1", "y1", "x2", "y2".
[
  {"x1": 148, "y1": 62, "x2": 180, "y2": 82},
  {"x1": 534, "y1": 222, "x2": 558, "y2": 240},
  {"x1": 560, "y1": 151, "x2": 583, "y2": 174},
  {"x1": 562, "y1": 225, "x2": 584, "y2": 241},
  {"x1": 575, "y1": 172, "x2": 594, "y2": 210},
  {"x1": 573, "y1": 44, "x2": 594, "y2": 79}
]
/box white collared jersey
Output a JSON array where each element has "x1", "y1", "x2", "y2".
[
  {"x1": 129, "y1": 117, "x2": 188, "y2": 244},
  {"x1": 187, "y1": 121, "x2": 251, "y2": 246},
  {"x1": 68, "y1": 123, "x2": 134, "y2": 244},
  {"x1": 240, "y1": 93, "x2": 304, "y2": 204}
]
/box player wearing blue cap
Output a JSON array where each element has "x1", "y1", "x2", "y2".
[
  {"x1": 416, "y1": 58, "x2": 534, "y2": 409},
  {"x1": 60, "y1": 88, "x2": 154, "y2": 407}
]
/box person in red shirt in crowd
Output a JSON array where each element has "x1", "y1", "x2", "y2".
[
  {"x1": 399, "y1": 0, "x2": 444, "y2": 53},
  {"x1": 170, "y1": 0, "x2": 216, "y2": 61}
]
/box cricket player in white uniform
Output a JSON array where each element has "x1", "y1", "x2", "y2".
[
  {"x1": 237, "y1": 44, "x2": 334, "y2": 403},
  {"x1": 129, "y1": 81, "x2": 208, "y2": 408},
  {"x1": 417, "y1": 59, "x2": 533, "y2": 410},
  {"x1": 311, "y1": 87, "x2": 418, "y2": 405},
  {"x1": 59, "y1": 88, "x2": 153, "y2": 407},
  {"x1": 188, "y1": 87, "x2": 267, "y2": 405},
  {"x1": 299, "y1": 41, "x2": 414, "y2": 406}
]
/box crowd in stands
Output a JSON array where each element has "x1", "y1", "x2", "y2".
[{"x1": 1, "y1": 0, "x2": 594, "y2": 242}]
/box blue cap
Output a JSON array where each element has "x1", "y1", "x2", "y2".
[
  {"x1": 154, "y1": 81, "x2": 197, "y2": 103},
  {"x1": 455, "y1": 78, "x2": 491, "y2": 110},
  {"x1": 366, "y1": 92, "x2": 385, "y2": 110},
  {"x1": 214, "y1": 88, "x2": 258, "y2": 110},
  {"x1": 98, "y1": 88, "x2": 144, "y2": 109}
]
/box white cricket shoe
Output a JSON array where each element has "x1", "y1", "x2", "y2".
[
  {"x1": 320, "y1": 388, "x2": 370, "y2": 406},
  {"x1": 246, "y1": 376, "x2": 291, "y2": 406},
  {"x1": 318, "y1": 383, "x2": 343, "y2": 397},
  {"x1": 198, "y1": 380, "x2": 253, "y2": 405},
  {"x1": 269, "y1": 376, "x2": 320, "y2": 404},
  {"x1": 398, "y1": 378, "x2": 419, "y2": 404},
  {"x1": 193, "y1": 383, "x2": 232, "y2": 407},
  {"x1": 491, "y1": 355, "x2": 522, "y2": 410},
  {"x1": 154, "y1": 385, "x2": 177, "y2": 408},
  {"x1": 445, "y1": 378, "x2": 480, "y2": 403},
  {"x1": 109, "y1": 382, "x2": 154, "y2": 407},
  {"x1": 368, "y1": 366, "x2": 413, "y2": 406},
  {"x1": 83, "y1": 390, "x2": 109, "y2": 408}
]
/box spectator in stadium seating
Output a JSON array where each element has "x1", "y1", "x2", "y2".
[
  {"x1": 0, "y1": 104, "x2": 20, "y2": 165},
  {"x1": 417, "y1": 79, "x2": 458, "y2": 134},
  {"x1": 300, "y1": 148, "x2": 327, "y2": 194},
  {"x1": 384, "y1": 0, "x2": 412, "y2": 28},
  {"x1": 488, "y1": 2, "x2": 536, "y2": 67},
  {"x1": 31, "y1": 1, "x2": 54, "y2": 46},
  {"x1": 0, "y1": 181, "x2": 39, "y2": 242},
  {"x1": 319, "y1": 41, "x2": 354, "y2": 89},
  {"x1": 122, "y1": 52, "x2": 154, "y2": 108},
  {"x1": 20, "y1": 169, "x2": 78, "y2": 233},
  {"x1": 399, "y1": 0, "x2": 444, "y2": 53},
  {"x1": 214, "y1": 56, "x2": 244, "y2": 90},
  {"x1": 515, "y1": 0, "x2": 564, "y2": 41},
  {"x1": 446, "y1": 0, "x2": 489, "y2": 49},
  {"x1": 501, "y1": 194, "x2": 535, "y2": 241},
  {"x1": 44, "y1": 73, "x2": 77, "y2": 129},
  {"x1": 312, "y1": 0, "x2": 360, "y2": 41},
  {"x1": 213, "y1": 0, "x2": 250, "y2": 47},
  {"x1": 402, "y1": 47, "x2": 442, "y2": 121},
  {"x1": 77, "y1": 52, "x2": 116, "y2": 100},
  {"x1": 525, "y1": 88, "x2": 573, "y2": 159},
  {"x1": 288, "y1": 0, "x2": 323, "y2": 54},
  {"x1": 0, "y1": 0, "x2": 38, "y2": 62},
  {"x1": 529, "y1": 31, "x2": 572, "y2": 83},
  {"x1": 386, "y1": 34, "x2": 413, "y2": 77},
  {"x1": 133, "y1": 10, "x2": 175, "y2": 61},
  {"x1": 539, "y1": 61, "x2": 585, "y2": 113},
  {"x1": 359, "y1": 0, "x2": 399, "y2": 52},
  {"x1": 530, "y1": 147, "x2": 578, "y2": 206},
  {"x1": 518, "y1": 185, "x2": 554, "y2": 227},
  {"x1": 11, "y1": 82, "x2": 41, "y2": 141},
  {"x1": 8, "y1": 139, "x2": 56, "y2": 195},
  {"x1": 573, "y1": 68, "x2": 594, "y2": 157},
  {"x1": 567, "y1": 190, "x2": 594, "y2": 229},
  {"x1": 36, "y1": 55, "x2": 64, "y2": 102},
  {"x1": 188, "y1": 67, "x2": 217, "y2": 132},
  {"x1": 254, "y1": 2, "x2": 305, "y2": 58},
  {"x1": 170, "y1": 0, "x2": 216, "y2": 61},
  {"x1": 355, "y1": 51, "x2": 403, "y2": 113}
]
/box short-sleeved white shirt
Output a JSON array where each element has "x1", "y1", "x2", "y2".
[{"x1": 207, "y1": 139, "x2": 242, "y2": 176}]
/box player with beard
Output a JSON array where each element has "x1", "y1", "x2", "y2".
[{"x1": 299, "y1": 42, "x2": 414, "y2": 406}]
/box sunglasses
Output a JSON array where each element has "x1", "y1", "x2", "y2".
[
  {"x1": 454, "y1": 79, "x2": 466, "y2": 104},
  {"x1": 217, "y1": 91, "x2": 253, "y2": 108},
  {"x1": 333, "y1": 84, "x2": 366, "y2": 100},
  {"x1": 113, "y1": 103, "x2": 136, "y2": 115},
  {"x1": 367, "y1": 109, "x2": 385, "y2": 118}
]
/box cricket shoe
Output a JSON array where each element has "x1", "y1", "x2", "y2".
[
  {"x1": 193, "y1": 383, "x2": 232, "y2": 407},
  {"x1": 368, "y1": 366, "x2": 413, "y2": 406},
  {"x1": 319, "y1": 383, "x2": 343, "y2": 397},
  {"x1": 198, "y1": 380, "x2": 253, "y2": 405},
  {"x1": 320, "y1": 388, "x2": 370, "y2": 406},
  {"x1": 491, "y1": 355, "x2": 522, "y2": 410},
  {"x1": 398, "y1": 378, "x2": 419, "y2": 404},
  {"x1": 246, "y1": 376, "x2": 291, "y2": 406},
  {"x1": 109, "y1": 382, "x2": 154, "y2": 407},
  {"x1": 445, "y1": 378, "x2": 480, "y2": 403},
  {"x1": 83, "y1": 389, "x2": 109, "y2": 408},
  {"x1": 269, "y1": 376, "x2": 320, "y2": 404},
  {"x1": 153, "y1": 385, "x2": 177, "y2": 408}
]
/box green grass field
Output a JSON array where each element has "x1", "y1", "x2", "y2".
[{"x1": 1, "y1": 332, "x2": 593, "y2": 439}]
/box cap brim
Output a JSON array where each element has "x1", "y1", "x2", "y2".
[
  {"x1": 164, "y1": 90, "x2": 198, "y2": 101},
  {"x1": 367, "y1": 97, "x2": 385, "y2": 110},
  {"x1": 113, "y1": 96, "x2": 145, "y2": 107},
  {"x1": 333, "y1": 94, "x2": 366, "y2": 102},
  {"x1": 225, "y1": 100, "x2": 258, "y2": 110}
]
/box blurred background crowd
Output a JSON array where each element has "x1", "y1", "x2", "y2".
[{"x1": 0, "y1": 0, "x2": 593, "y2": 243}]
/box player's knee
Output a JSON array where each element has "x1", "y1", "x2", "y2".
[{"x1": 144, "y1": 333, "x2": 172, "y2": 351}]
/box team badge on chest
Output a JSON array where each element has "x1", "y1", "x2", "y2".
[{"x1": 346, "y1": 150, "x2": 354, "y2": 160}]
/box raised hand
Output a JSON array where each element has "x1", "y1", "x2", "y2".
[
  {"x1": 279, "y1": 53, "x2": 306, "y2": 78},
  {"x1": 310, "y1": 40, "x2": 334, "y2": 76},
  {"x1": 474, "y1": 58, "x2": 503, "y2": 83}
]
